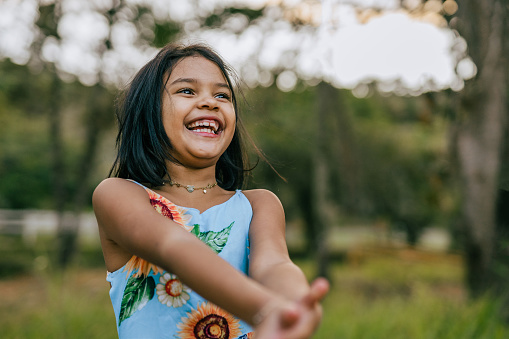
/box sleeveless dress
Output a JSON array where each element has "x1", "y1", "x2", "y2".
[{"x1": 106, "y1": 181, "x2": 254, "y2": 339}]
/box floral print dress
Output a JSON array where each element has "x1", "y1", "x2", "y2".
[{"x1": 106, "y1": 180, "x2": 254, "y2": 339}]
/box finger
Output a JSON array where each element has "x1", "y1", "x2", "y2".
[
  {"x1": 278, "y1": 308, "x2": 320, "y2": 339},
  {"x1": 279, "y1": 303, "x2": 300, "y2": 328},
  {"x1": 254, "y1": 304, "x2": 300, "y2": 339},
  {"x1": 311, "y1": 277, "x2": 330, "y2": 300},
  {"x1": 301, "y1": 278, "x2": 330, "y2": 306}
]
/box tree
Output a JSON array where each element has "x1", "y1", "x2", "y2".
[{"x1": 452, "y1": 0, "x2": 508, "y2": 296}]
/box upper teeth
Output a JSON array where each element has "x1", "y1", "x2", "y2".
[{"x1": 187, "y1": 120, "x2": 219, "y2": 133}]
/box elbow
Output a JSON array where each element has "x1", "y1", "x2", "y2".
[{"x1": 151, "y1": 229, "x2": 191, "y2": 271}]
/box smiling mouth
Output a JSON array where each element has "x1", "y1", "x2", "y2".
[{"x1": 186, "y1": 119, "x2": 221, "y2": 134}]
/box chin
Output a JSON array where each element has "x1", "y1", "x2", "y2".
[{"x1": 184, "y1": 155, "x2": 221, "y2": 169}]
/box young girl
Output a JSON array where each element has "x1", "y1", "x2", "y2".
[{"x1": 93, "y1": 43, "x2": 328, "y2": 339}]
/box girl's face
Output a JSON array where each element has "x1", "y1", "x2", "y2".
[{"x1": 161, "y1": 56, "x2": 236, "y2": 169}]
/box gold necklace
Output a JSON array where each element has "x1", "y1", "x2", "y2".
[{"x1": 164, "y1": 180, "x2": 217, "y2": 194}]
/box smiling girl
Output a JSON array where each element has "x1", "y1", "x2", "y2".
[{"x1": 93, "y1": 43, "x2": 328, "y2": 339}]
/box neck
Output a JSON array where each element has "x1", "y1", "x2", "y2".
[{"x1": 165, "y1": 162, "x2": 217, "y2": 188}]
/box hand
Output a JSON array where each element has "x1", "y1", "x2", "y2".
[{"x1": 254, "y1": 278, "x2": 329, "y2": 339}]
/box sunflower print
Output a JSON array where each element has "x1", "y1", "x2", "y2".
[
  {"x1": 123, "y1": 188, "x2": 193, "y2": 278},
  {"x1": 177, "y1": 302, "x2": 242, "y2": 339}
]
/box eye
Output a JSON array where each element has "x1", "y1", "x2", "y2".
[
  {"x1": 215, "y1": 92, "x2": 231, "y2": 101},
  {"x1": 177, "y1": 88, "x2": 194, "y2": 95}
]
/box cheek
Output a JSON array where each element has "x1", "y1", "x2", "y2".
[
  {"x1": 226, "y1": 107, "x2": 236, "y2": 130},
  {"x1": 161, "y1": 104, "x2": 184, "y2": 132},
  {"x1": 225, "y1": 116, "x2": 236, "y2": 142},
  {"x1": 224, "y1": 125, "x2": 236, "y2": 151}
]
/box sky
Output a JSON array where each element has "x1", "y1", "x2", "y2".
[{"x1": 0, "y1": 0, "x2": 475, "y2": 96}]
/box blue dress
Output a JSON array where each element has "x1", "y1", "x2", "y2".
[{"x1": 106, "y1": 181, "x2": 254, "y2": 339}]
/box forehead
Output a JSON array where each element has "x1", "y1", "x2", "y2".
[{"x1": 168, "y1": 56, "x2": 228, "y2": 84}]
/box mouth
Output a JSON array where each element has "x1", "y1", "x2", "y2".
[{"x1": 186, "y1": 119, "x2": 222, "y2": 135}]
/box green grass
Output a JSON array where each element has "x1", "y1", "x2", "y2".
[
  {"x1": 316, "y1": 282, "x2": 507, "y2": 339},
  {"x1": 0, "y1": 250, "x2": 508, "y2": 338},
  {"x1": 0, "y1": 268, "x2": 117, "y2": 339},
  {"x1": 299, "y1": 255, "x2": 509, "y2": 339}
]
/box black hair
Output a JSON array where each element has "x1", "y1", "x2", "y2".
[{"x1": 109, "y1": 42, "x2": 250, "y2": 190}]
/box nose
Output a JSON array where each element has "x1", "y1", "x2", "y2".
[{"x1": 198, "y1": 96, "x2": 219, "y2": 111}]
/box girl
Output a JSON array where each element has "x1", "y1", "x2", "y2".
[{"x1": 93, "y1": 43, "x2": 328, "y2": 339}]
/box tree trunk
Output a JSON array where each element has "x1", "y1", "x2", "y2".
[
  {"x1": 48, "y1": 71, "x2": 75, "y2": 268},
  {"x1": 56, "y1": 86, "x2": 108, "y2": 268},
  {"x1": 310, "y1": 82, "x2": 360, "y2": 279},
  {"x1": 493, "y1": 128, "x2": 509, "y2": 313},
  {"x1": 454, "y1": 0, "x2": 508, "y2": 296},
  {"x1": 48, "y1": 1, "x2": 117, "y2": 269},
  {"x1": 311, "y1": 82, "x2": 335, "y2": 280},
  {"x1": 332, "y1": 95, "x2": 361, "y2": 212}
]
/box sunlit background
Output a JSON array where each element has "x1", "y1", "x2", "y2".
[
  {"x1": 0, "y1": 0, "x2": 476, "y2": 91},
  {"x1": 1, "y1": 0, "x2": 508, "y2": 338}
]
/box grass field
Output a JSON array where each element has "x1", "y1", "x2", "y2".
[{"x1": 0, "y1": 247, "x2": 508, "y2": 339}]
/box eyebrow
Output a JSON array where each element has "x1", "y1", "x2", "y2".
[{"x1": 170, "y1": 77, "x2": 231, "y2": 90}]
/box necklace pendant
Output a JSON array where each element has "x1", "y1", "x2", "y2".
[
  {"x1": 186, "y1": 185, "x2": 195, "y2": 193},
  {"x1": 203, "y1": 189, "x2": 207, "y2": 194}
]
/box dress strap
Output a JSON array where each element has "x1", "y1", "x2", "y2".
[
  {"x1": 126, "y1": 179, "x2": 164, "y2": 200},
  {"x1": 125, "y1": 178, "x2": 147, "y2": 189}
]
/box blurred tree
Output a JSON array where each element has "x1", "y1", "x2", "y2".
[
  {"x1": 355, "y1": 92, "x2": 451, "y2": 245},
  {"x1": 451, "y1": 0, "x2": 509, "y2": 296},
  {"x1": 0, "y1": 61, "x2": 52, "y2": 208},
  {"x1": 311, "y1": 82, "x2": 336, "y2": 280},
  {"x1": 243, "y1": 80, "x2": 450, "y2": 262},
  {"x1": 28, "y1": 1, "x2": 119, "y2": 268}
]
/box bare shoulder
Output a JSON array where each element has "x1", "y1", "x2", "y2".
[
  {"x1": 92, "y1": 178, "x2": 150, "y2": 222},
  {"x1": 93, "y1": 178, "x2": 145, "y2": 204},
  {"x1": 242, "y1": 189, "x2": 283, "y2": 209},
  {"x1": 242, "y1": 189, "x2": 285, "y2": 221}
]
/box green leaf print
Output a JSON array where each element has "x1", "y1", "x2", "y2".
[
  {"x1": 118, "y1": 275, "x2": 155, "y2": 326},
  {"x1": 191, "y1": 222, "x2": 234, "y2": 254},
  {"x1": 191, "y1": 224, "x2": 200, "y2": 237}
]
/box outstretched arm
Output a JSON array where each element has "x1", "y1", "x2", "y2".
[{"x1": 245, "y1": 189, "x2": 329, "y2": 338}]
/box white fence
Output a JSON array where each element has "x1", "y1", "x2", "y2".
[{"x1": 0, "y1": 209, "x2": 100, "y2": 245}]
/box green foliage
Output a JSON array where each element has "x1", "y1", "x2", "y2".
[
  {"x1": 349, "y1": 92, "x2": 454, "y2": 242},
  {"x1": 36, "y1": 3, "x2": 59, "y2": 38},
  {"x1": 243, "y1": 84, "x2": 454, "y2": 245},
  {"x1": 243, "y1": 85, "x2": 316, "y2": 220},
  {"x1": 0, "y1": 58, "x2": 116, "y2": 209},
  {"x1": 0, "y1": 63, "x2": 52, "y2": 208},
  {"x1": 153, "y1": 21, "x2": 181, "y2": 47},
  {"x1": 204, "y1": 7, "x2": 264, "y2": 28}
]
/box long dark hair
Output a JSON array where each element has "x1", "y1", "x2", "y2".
[{"x1": 109, "y1": 43, "x2": 250, "y2": 190}]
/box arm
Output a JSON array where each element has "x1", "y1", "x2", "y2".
[
  {"x1": 245, "y1": 189, "x2": 310, "y2": 299},
  {"x1": 245, "y1": 189, "x2": 329, "y2": 338},
  {"x1": 93, "y1": 178, "x2": 277, "y2": 325}
]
